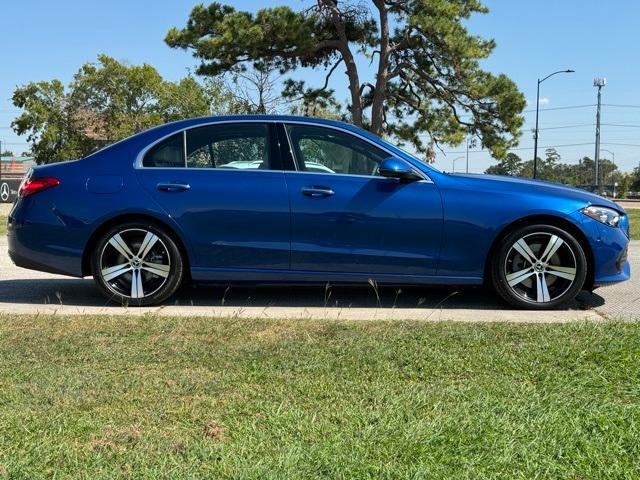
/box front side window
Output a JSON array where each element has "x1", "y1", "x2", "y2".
[
  {"x1": 142, "y1": 132, "x2": 184, "y2": 168},
  {"x1": 285, "y1": 124, "x2": 388, "y2": 176},
  {"x1": 186, "y1": 123, "x2": 271, "y2": 169}
]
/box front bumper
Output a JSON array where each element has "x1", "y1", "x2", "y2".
[{"x1": 571, "y1": 210, "x2": 631, "y2": 288}]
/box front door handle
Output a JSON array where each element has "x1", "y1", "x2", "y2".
[
  {"x1": 301, "y1": 186, "x2": 335, "y2": 197},
  {"x1": 157, "y1": 182, "x2": 191, "y2": 192}
]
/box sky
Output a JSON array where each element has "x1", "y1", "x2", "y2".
[{"x1": 2, "y1": 0, "x2": 640, "y2": 173}]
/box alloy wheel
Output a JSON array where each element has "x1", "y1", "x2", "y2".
[
  {"x1": 99, "y1": 228, "x2": 171, "y2": 299},
  {"x1": 504, "y1": 232, "x2": 577, "y2": 304}
]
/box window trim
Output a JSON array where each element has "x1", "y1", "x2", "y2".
[{"x1": 134, "y1": 119, "x2": 431, "y2": 182}]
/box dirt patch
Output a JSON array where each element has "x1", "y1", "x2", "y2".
[
  {"x1": 87, "y1": 425, "x2": 142, "y2": 451},
  {"x1": 203, "y1": 420, "x2": 225, "y2": 441}
]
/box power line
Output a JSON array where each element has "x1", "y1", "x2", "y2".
[
  {"x1": 531, "y1": 123, "x2": 594, "y2": 131},
  {"x1": 438, "y1": 141, "x2": 640, "y2": 155},
  {"x1": 524, "y1": 104, "x2": 596, "y2": 113},
  {"x1": 602, "y1": 123, "x2": 640, "y2": 128},
  {"x1": 602, "y1": 104, "x2": 640, "y2": 109}
]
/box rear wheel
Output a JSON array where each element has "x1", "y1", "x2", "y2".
[
  {"x1": 492, "y1": 224, "x2": 587, "y2": 309},
  {"x1": 91, "y1": 222, "x2": 184, "y2": 306}
]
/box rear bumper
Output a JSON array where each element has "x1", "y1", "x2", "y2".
[
  {"x1": 7, "y1": 200, "x2": 85, "y2": 278},
  {"x1": 8, "y1": 243, "x2": 80, "y2": 277}
]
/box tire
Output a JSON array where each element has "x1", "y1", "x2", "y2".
[
  {"x1": 491, "y1": 224, "x2": 587, "y2": 309},
  {"x1": 91, "y1": 221, "x2": 184, "y2": 306}
]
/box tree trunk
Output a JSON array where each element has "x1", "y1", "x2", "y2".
[
  {"x1": 317, "y1": 0, "x2": 363, "y2": 127},
  {"x1": 370, "y1": 0, "x2": 390, "y2": 136},
  {"x1": 341, "y1": 47, "x2": 363, "y2": 126}
]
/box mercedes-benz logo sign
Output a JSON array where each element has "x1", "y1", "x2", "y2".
[{"x1": 0, "y1": 183, "x2": 10, "y2": 202}]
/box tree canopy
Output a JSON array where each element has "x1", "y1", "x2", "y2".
[
  {"x1": 166, "y1": 0, "x2": 526, "y2": 159},
  {"x1": 12, "y1": 55, "x2": 241, "y2": 164},
  {"x1": 486, "y1": 149, "x2": 632, "y2": 196}
]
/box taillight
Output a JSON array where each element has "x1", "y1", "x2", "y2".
[{"x1": 19, "y1": 176, "x2": 61, "y2": 198}]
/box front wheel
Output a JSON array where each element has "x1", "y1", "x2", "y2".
[
  {"x1": 491, "y1": 224, "x2": 587, "y2": 309},
  {"x1": 91, "y1": 222, "x2": 184, "y2": 306}
]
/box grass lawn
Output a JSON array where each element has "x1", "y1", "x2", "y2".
[
  {"x1": 627, "y1": 209, "x2": 640, "y2": 240},
  {"x1": 0, "y1": 316, "x2": 639, "y2": 478}
]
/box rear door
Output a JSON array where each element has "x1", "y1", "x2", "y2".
[
  {"x1": 135, "y1": 122, "x2": 290, "y2": 271},
  {"x1": 282, "y1": 123, "x2": 443, "y2": 276}
]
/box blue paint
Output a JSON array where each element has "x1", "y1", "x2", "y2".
[{"x1": 7, "y1": 115, "x2": 630, "y2": 290}]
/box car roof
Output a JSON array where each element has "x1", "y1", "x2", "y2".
[{"x1": 137, "y1": 115, "x2": 374, "y2": 142}]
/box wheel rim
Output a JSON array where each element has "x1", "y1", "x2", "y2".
[
  {"x1": 100, "y1": 228, "x2": 171, "y2": 299},
  {"x1": 504, "y1": 232, "x2": 577, "y2": 304}
]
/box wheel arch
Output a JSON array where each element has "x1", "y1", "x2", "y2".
[
  {"x1": 82, "y1": 213, "x2": 192, "y2": 279},
  {"x1": 483, "y1": 214, "x2": 595, "y2": 291}
]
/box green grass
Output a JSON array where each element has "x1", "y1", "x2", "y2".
[
  {"x1": 0, "y1": 315, "x2": 639, "y2": 478},
  {"x1": 0, "y1": 216, "x2": 6, "y2": 235},
  {"x1": 627, "y1": 209, "x2": 640, "y2": 240}
]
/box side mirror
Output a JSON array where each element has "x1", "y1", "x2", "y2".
[{"x1": 378, "y1": 157, "x2": 422, "y2": 182}]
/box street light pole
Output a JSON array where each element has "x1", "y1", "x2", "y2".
[
  {"x1": 594, "y1": 78, "x2": 606, "y2": 193},
  {"x1": 600, "y1": 148, "x2": 615, "y2": 187},
  {"x1": 465, "y1": 138, "x2": 469, "y2": 173},
  {"x1": 452, "y1": 156, "x2": 464, "y2": 173},
  {"x1": 533, "y1": 69, "x2": 575, "y2": 179}
]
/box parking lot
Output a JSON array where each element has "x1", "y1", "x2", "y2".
[{"x1": 1, "y1": 205, "x2": 637, "y2": 321}]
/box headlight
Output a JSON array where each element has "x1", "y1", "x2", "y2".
[{"x1": 581, "y1": 205, "x2": 621, "y2": 227}]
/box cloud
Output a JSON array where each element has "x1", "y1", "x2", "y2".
[{"x1": 526, "y1": 97, "x2": 551, "y2": 107}]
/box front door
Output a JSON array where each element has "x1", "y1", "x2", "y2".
[
  {"x1": 282, "y1": 123, "x2": 443, "y2": 276},
  {"x1": 136, "y1": 122, "x2": 290, "y2": 271}
]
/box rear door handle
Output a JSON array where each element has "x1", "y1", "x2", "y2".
[
  {"x1": 301, "y1": 186, "x2": 335, "y2": 197},
  {"x1": 157, "y1": 182, "x2": 191, "y2": 192}
]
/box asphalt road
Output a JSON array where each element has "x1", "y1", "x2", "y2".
[{"x1": 0, "y1": 234, "x2": 637, "y2": 322}]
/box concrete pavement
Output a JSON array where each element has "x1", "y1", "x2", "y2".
[{"x1": 0, "y1": 235, "x2": 636, "y2": 322}]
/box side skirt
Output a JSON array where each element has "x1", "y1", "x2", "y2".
[{"x1": 190, "y1": 267, "x2": 483, "y2": 287}]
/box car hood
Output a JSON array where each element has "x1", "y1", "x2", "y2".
[{"x1": 448, "y1": 173, "x2": 624, "y2": 212}]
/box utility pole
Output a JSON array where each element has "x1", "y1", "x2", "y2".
[
  {"x1": 593, "y1": 77, "x2": 606, "y2": 193},
  {"x1": 465, "y1": 138, "x2": 469, "y2": 173}
]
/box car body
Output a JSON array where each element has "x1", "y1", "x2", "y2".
[{"x1": 6, "y1": 115, "x2": 630, "y2": 308}]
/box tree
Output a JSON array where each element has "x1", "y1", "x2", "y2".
[
  {"x1": 630, "y1": 165, "x2": 640, "y2": 193},
  {"x1": 228, "y1": 64, "x2": 286, "y2": 114},
  {"x1": 485, "y1": 152, "x2": 523, "y2": 176},
  {"x1": 12, "y1": 55, "x2": 237, "y2": 164},
  {"x1": 165, "y1": 0, "x2": 526, "y2": 159},
  {"x1": 1, "y1": 150, "x2": 14, "y2": 157}
]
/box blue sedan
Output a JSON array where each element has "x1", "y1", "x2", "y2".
[{"x1": 6, "y1": 115, "x2": 630, "y2": 308}]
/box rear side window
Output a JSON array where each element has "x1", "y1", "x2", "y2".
[
  {"x1": 186, "y1": 123, "x2": 271, "y2": 169},
  {"x1": 142, "y1": 132, "x2": 184, "y2": 168}
]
